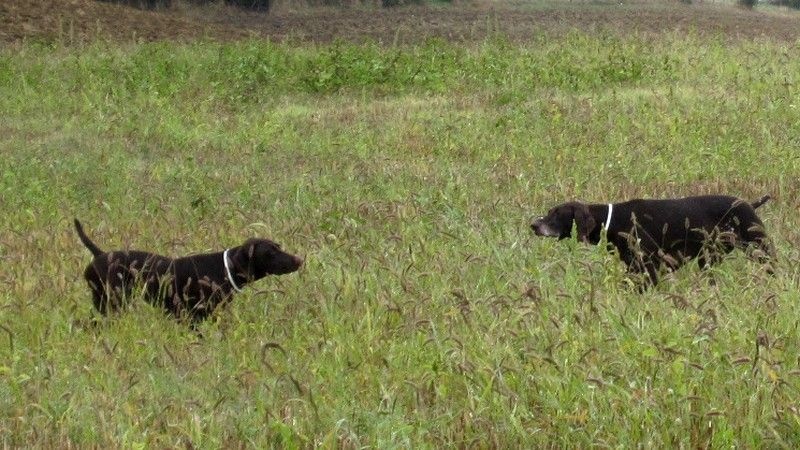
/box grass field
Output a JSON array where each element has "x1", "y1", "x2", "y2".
[{"x1": 3, "y1": 5, "x2": 800, "y2": 447}]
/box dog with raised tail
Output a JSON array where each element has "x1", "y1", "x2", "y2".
[{"x1": 75, "y1": 219, "x2": 303, "y2": 323}]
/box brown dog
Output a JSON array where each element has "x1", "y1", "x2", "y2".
[
  {"x1": 75, "y1": 219, "x2": 303, "y2": 322},
  {"x1": 531, "y1": 195, "x2": 773, "y2": 285}
]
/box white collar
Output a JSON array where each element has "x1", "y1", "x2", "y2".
[
  {"x1": 603, "y1": 203, "x2": 613, "y2": 230},
  {"x1": 223, "y1": 249, "x2": 243, "y2": 293}
]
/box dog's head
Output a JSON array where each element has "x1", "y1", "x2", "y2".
[
  {"x1": 531, "y1": 202, "x2": 597, "y2": 242},
  {"x1": 235, "y1": 238, "x2": 304, "y2": 279}
]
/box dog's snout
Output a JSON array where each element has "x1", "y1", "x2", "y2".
[
  {"x1": 531, "y1": 217, "x2": 560, "y2": 238},
  {"x1": 293, "y1": 255, "x2": 305, "y2": 268}
]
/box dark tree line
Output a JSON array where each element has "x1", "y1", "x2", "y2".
[
  {"x1": 738, "y1": 0, "x2": 800, "y2": 8},
  {"x1": 97, "y1": 0, "x2": 433, "y2": 10},
  {"x1": 97, "y1": 0, "x2": 270, "y2": 12}
]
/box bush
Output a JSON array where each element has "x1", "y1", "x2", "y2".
[{"x1": 737, "y1": 0, "x2": 757, "y2": 8}]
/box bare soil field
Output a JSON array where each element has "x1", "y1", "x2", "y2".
[{"x1": 2, "y1": 0, "x2": 800, "y2": 45}]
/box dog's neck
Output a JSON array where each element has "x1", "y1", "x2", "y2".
[
  {"x1": 587, "y1": 203, "x2": 620, "y2": 244},
  {"x1": 223, "y1": 248, "x2": 250, "y2": 292},
  {"x1": 604, "y1": 203, "x2": 613, "y2": 230},
  {"x1": 223, "y1": 249, "x2": 243, "y2": 292}
]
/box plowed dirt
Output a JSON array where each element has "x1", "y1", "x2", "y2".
[{"x1": 2, "y1": 0, "x2": 799, "y2": 45}]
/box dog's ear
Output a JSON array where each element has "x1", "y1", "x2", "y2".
[
  {"x1": 243, "y1": 238, "x2": 267, "y2": 261},
  {"x1": 242, "y1": 238, "x2": 283, "y2": 263},
  {"x1": 573, "y1": 204, "x2": 596, "y2": 242},
  {"x1": 233, "y1": 238, "x2": 260, "y2": 266}
]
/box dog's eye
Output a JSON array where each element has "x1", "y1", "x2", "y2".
[{"x1": 260, "y1": 243, "x2": 281, "y2": 255}]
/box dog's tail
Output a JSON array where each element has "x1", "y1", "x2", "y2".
[
  {"x1": 74, "y1": 218, "x2": 103, "y2": 257},
  {"x1": 752, "y1": 195, "x2": 771, "y2": 210}
]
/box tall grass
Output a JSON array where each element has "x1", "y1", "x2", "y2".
[{"x1": 1, "y1": 30, "x2": 800, "y2": 447}]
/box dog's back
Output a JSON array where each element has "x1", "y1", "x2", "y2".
[{"x1": 617, "y1": 195, "x2": 764, "y2": 231}]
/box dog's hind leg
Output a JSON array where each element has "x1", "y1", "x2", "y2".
[
  {"x1": 744, "y1": 226, "x2": 775, "y2": 275},
  {"x1": 89, "y1": 285, "x2": 109, "y2": 315},
  {"x1": 697, "y1": 237, "x2": 731, "y2": 271},
  {"x1": 736, "y1": 209, "x2": 775, "y2": 272}
]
